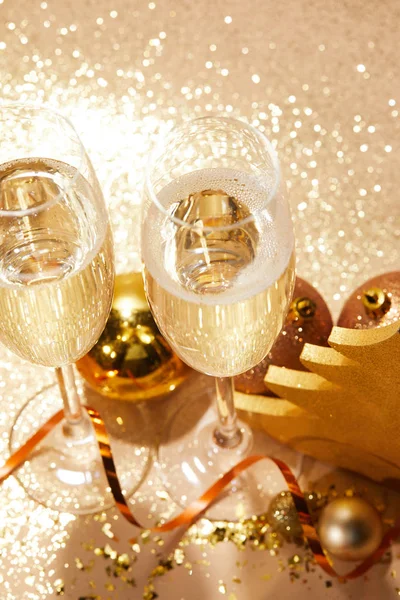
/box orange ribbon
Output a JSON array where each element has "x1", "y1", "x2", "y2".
[{"x1": 1, "y1": 405, "x2": 399, "y2": 581}]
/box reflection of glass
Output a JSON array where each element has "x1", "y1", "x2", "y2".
[
  {"x1": 0, "y1": 105, "x2": 127, "y2": 513},
  {"x1": 142, "y1": 116, "x2": 299, "y2": 517}
]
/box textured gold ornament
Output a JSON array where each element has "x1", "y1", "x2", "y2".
[
  {"x1": 267, "y1": 491, "x2": 303, "y2": 540},
  {"x1": 236, "y1": 320, "x2": 400, "y2": 487},
  {"x1": 318, "y1": 497, "x2": 383, "y2": 562},
  {"x1": 76, "y1": 272, "x2": 189, "y2": 401}
]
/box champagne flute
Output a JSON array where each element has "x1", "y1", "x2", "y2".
[
  {"x1": 0, "y1": 104, "x2": 148, "y2": 514},
  {"x1": 142, "y1": 116, "x2": 301, "y2": 517}
]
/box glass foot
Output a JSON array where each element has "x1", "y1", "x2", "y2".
[
  {"x1": 158, "y1": 388, "x2": 303, "y2": 520},
  {"x1": 9, "y1": 384, "x2": 152, "y2": 514}
]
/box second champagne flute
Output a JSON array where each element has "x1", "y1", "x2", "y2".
[{"x1": 142, "y1": 117, "x2": 301, "y2": 517}]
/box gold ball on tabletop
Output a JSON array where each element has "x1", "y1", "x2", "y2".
[
  {"x1": 76, "y1": 272, "x2": 189, "y2": 402},
  {"x1": 318, "y1": 497, "x2": 383, "y2": 562},
  {"x1": 267, "y1": 491, "x2": 303, "y2": 540}
]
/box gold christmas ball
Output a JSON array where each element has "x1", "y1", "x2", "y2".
[
  {"x1": 235, "y1": 277, "x2": 333, "y2": 395},
  {"x1": 318, "y1": 497, "x2": 383, "y2": 562},
  {"x1": 337, "y1": 271, "x2": 400, "y2": 329},
  {"x1": 267, "y1": 491, "x2": 303, "y2": 540},
  {"x1": 76, "y1": 272, "x2": 190, "y2": 402}
]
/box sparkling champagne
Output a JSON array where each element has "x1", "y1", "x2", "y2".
[
  {"x1": 143, "y1": 169, "x2": 295, "y2": 377},
  {"x1": 0, "y1": 158, "x2": 114, "y2": 367}
]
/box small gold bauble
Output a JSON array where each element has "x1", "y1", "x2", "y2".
[
  {"x1": 76, "y1": 272, "x2": 189, "y2": 402},
  {"x1": 318, "y1": 497, "x2": 383, "y2": 562},
  {"x1": 267, "y1": 491, "x2": 303, "y2": 540}
]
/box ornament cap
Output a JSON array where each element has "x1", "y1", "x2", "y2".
[
  {"x1": 288, "y1": 296, "x2": 317, "y2": 323},
  {"x1": 362, "y1": 287, "x2": 391, "y2": 319}
]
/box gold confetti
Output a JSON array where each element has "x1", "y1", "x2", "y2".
[
  {"x1": 117, "y1": 553, "x2": 131, "y2": 568},
  {"x1": 102, "y1": 523, "x2": 116, "y2": 539},
  {"x1": 218, "y1": 580, "x2": 227, "y2": 595},
  {"x1": 75, "y1": 557, "x2": 94, "y2": 572},
  {"x1": 150, "y1": 559, "x2": 174, "y2": 578},
  {"x1": 141, "y1": 530, "x2": 151, "y2": 544},
  {"x1": 104, "y1": 544, "x2": 118, "y2": 560},
  {"x1": 143, "y1": 584, "x2": 158, "y2": 600},
  {"x1": 185, "y1": 514, "x2": 285, "y2": 553},
  {"x1": 278, "y1": 559, "x2": 286, "y2": 573},
  {"x1": 154, "y1": 536, "x2": 165, "y2": 547},
  {"x1": 94, "y1": 513, "x2": 107, "y2": 523},
  {"x1": 288, "y1": 554, "x2": 302, "y2": 566},
  {"x1": 54, "y1": 578, "x2": 65, "y2": 596},
  {"x1": 174, "y1": 548, "x2": 185, "y2": 565}
]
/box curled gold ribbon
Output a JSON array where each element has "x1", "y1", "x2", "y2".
[{"x1": 1, "y1": 405, "x2": 399, "y2": 581}]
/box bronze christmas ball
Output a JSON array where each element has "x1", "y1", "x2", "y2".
[
  {"x1": 337, "y1": 271, "x2": 400, "y2": 329},
  {"x1": 235, "y1": 277, "x2": 333, "y2": 395},
  {"x1": 318, "y1": 497, "x2": 383, "y2": 562},
  {"x1": 76, "y1": 272, "x2": 190, "y2": 402}
]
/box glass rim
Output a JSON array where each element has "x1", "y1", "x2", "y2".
[
  {"x1": 0, "y1": 102, "x2": 85, "y2": 217},
  {"x1": 145, "y1": 115, "x2": 281, "y2": 232}
]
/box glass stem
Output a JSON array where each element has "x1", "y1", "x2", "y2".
[
  {"x1": 56, "y1": 365, "x2": 91, "y2": 441},
  {"x1": 56, "y1": 365, "x2": 82, "y2": 424},
  {"x1": 213, "y1": 377, "x2": 243, "y2": 449}
]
